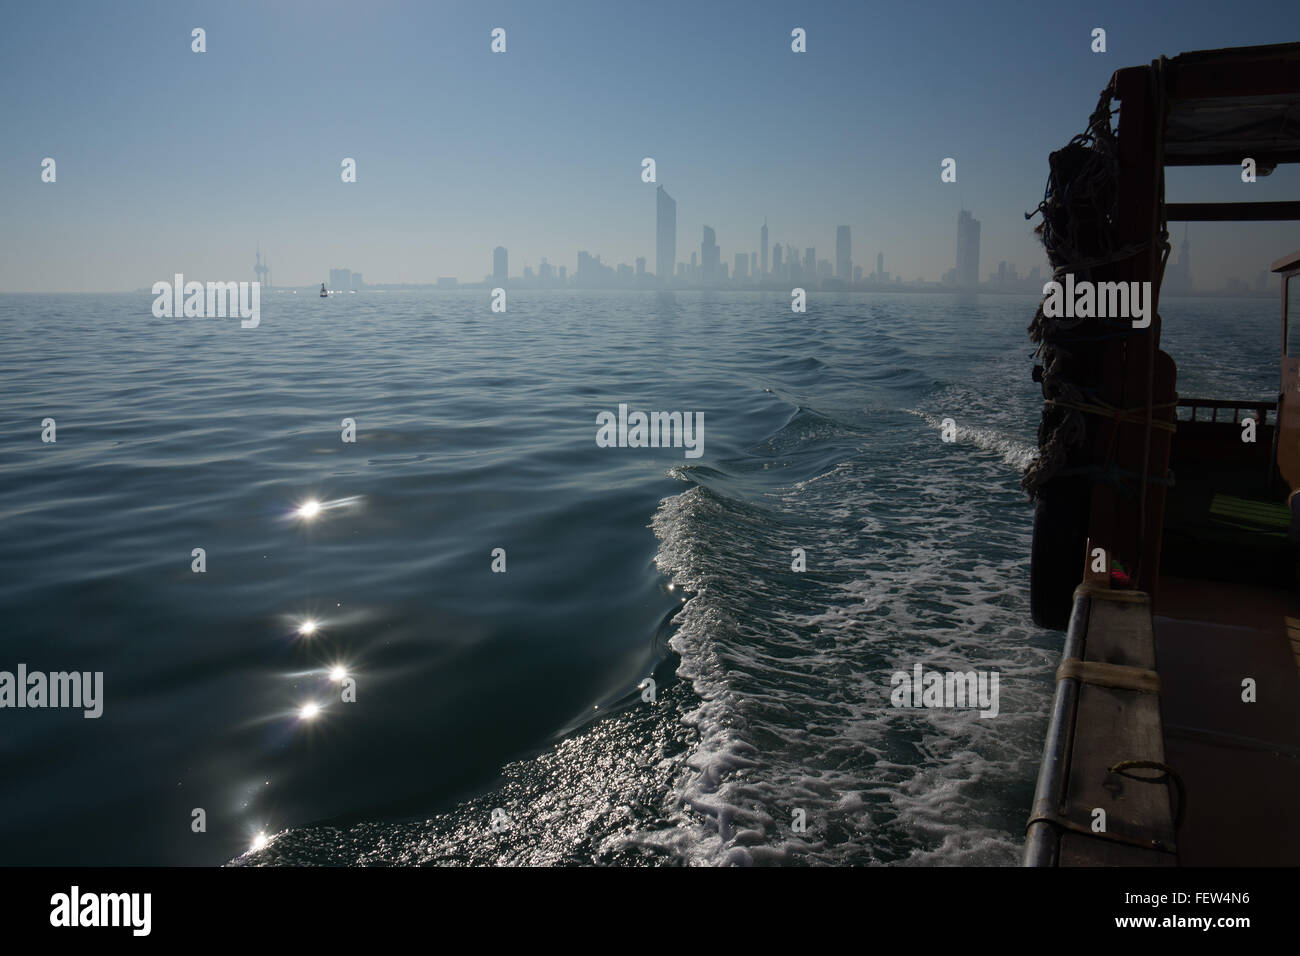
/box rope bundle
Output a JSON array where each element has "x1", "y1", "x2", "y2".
[{"x1": 1023, "y1": 88, "x2": 1131, "y2": 500}]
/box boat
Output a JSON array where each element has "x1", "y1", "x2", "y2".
[
  {"x1": 1022, "y1": 42, "x2": 1300, "y2": 866},
  {"x1": 319, "y1": 283, "x2": 329, "y2": 297}
]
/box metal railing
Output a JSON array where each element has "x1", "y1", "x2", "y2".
[{"x1": 1176, "y1": 397, "x2": 1276, "y2": 425}]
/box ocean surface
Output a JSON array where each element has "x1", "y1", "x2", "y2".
[{"x1": 0, "y1": 290, "x2": 1279, "y2": 866}]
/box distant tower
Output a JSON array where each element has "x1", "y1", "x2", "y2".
[
  {"x1": 656, "y1": 186, "x2": 676, "y2": 283},
  {"x1": 701, "y1": 225, "x2": 719, "y2": 284},
  {"x1": 956, "y1": 210, "x2": 981, "y2": 287},
  {"x1": 760, "y1": 218, "x2": 769, "y2": 278},
  {"x1": 876, "y1": 251, "x2": 884, "y2": 281},
  {"x1": 836, "y1": 226, "x2": 852, "y2": 282},
  {"x1": 493, "y1": 246, "x2": 508, "y2": 285},
  {"x1": 254, "y1": 243, "x2": 270, "y2": 288}
]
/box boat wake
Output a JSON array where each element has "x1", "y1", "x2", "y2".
[
  {"x1": 903, "y1": 408, "x2": 1038, "y2": 472},
  {"x1": 230, "y1": 345, "x2": 1056, "y2": 867}
]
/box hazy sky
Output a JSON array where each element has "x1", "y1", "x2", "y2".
[{"x1": 1, "y1": 0, "x2": 1296, "y2": 291}]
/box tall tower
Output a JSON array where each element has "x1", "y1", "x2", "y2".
[
  {"x1": 760, "y1": 218, "x2": 768, "y2": 279},
  {"x1": 493, "y1": 246, "x2": 508, "y2": 285},
  {"x1": 701, "y1": 225, "x2": 719, "y2": 285},
  {"x1": 1181, "y1": 224, "x2": 1191, "y2": 290},
  {"x1": 254, "y1": 243, "x2": 270, "y2": 288},
  {"x1": 836, "y1": 226, "x2": 852, "y2": 282},
  {"x1": 956, "y1": 210, "x2": 981, "y2": 287},
  {"x1": 656, "y1": 186, "x2": 676, "y2": 283}
]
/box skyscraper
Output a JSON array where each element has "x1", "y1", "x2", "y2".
[
  {"x1": 656, "y1": 186, "x2": 676, "y2": 284},
  {"x1": 701, "y1": 226, "x2": 720, "y2": 284},
  {"x1": 254, "y1": 244, "x2": 270, "y2": 289},
  {"x1": 760, "y1": 219, "x2": 768, "y2": 279},
  {"x1": 1163, "y1": 225, "x2": 1192, "y2": 295},
  {"x1": 956, "y1": 210, "x2": 981, "y2": 287},
  {"x1": 493, "y1": 246, "x2": 508, "y2": 285},
  {"x1": 876, "y1": 252, "x2": 884, "y2": 281},
  {"x1": 836, "y1": 226, "x2": 852, "y2": 282}
]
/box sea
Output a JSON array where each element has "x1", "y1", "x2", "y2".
[{"x1": 0, "y1": 289, "x2": 1280, "y2": 865}]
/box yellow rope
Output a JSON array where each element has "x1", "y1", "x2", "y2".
[{"x1": 1044, "y1": 398, "x2": 1178, "y2": 433}]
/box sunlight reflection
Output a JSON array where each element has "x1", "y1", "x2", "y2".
[{"x1": 290, "y1": 495, "x2": 364, "y2": 523}]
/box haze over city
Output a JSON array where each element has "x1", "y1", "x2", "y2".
[{"x1": 2, "y1": 0, "x2": 1296, "y2": 293}]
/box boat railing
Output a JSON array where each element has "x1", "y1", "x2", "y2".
[{"x1": 1175, "y1": 396, "x2": 1277, "y2": 426}]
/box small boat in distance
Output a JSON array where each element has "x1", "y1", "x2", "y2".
[{"x1": 319, "y1": 283, "x2": 328, "y2": 297}]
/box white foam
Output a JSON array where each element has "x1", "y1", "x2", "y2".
[
  {"x1": 904, "y1": 408, "x2": 1039, "y2": 471},
  {"x1": 638, "y1": 435, "x2": 1057, "y2": 864}
]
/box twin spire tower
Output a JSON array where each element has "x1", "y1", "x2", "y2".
[{"x1": 254, "y1": 243, "x2": 271, "y2": 290}]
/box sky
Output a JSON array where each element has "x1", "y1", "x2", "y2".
[{"x1": 1, "y1": 0, "x2": 1296, "y2": 291}]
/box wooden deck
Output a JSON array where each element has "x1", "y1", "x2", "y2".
[
  {"x1": 1154, "y1": 576, "x2": 1300, "y2": 865},
  {"x1": 1025, "y1": 587, "x2": 1179, "y2": 865}
]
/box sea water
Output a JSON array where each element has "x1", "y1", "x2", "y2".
[{"x1": 0, "y1": 290, "x2": 1277, "y2": 865}]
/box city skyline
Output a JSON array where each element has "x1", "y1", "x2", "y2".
[
  {"x1": 3, "y1": 0, "x2": 1296, "y2": 292},
  {"x1": 307, "y1": 216, "x2": 1273, "y2": 296}
]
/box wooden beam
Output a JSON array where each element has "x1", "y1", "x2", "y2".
[
  {"x1": 1166, "y1": 43, "x2": 1300, "y2": 99},
  {"x1": 1165, "y1": 151, "x2": 1300, "y2": 168},
  {"x1": 1167, "y1": 201, "x2": 1300, "y2": 221}
]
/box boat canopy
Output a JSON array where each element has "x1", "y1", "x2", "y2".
[
  {"x1": 1165, "y1": 93, "x2": 1300, "y2": 168},
  {"x1": 1155, "y1": 42, "x2": 1300, "y2": 222},
  {"x1": 1162, "y1": 43, "x2": 1300, "y2": 165},
  {"x1": 1272, "y1": 250, "x2": 1300, "y2": 275}
]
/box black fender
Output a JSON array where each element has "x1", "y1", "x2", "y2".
[{"x1": 1030, "y1": 476, "x2": 1092, "y2": 630}]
